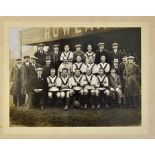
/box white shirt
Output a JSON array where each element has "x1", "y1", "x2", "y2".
[
  {"x1": 98, "y1": 62, "x2": 110, "y2": 73},
  {"x1": 82, "y1": 74, "x2": 97, "y2": 86},
  {"x1": 60, "y1": 51, "x2": 73, "y2": 62},
  {"x1": 85, "y1": 52, "x2": 96, "y2": 64},
  {"x1": 57, "y1": 76, "x2": 71, "y2": 88},
  {"x1": 47, "y1": 76, "x2": 58, "y2": 87},
  {"x1": 86, "y1": 63, "x2": 98, "y2": 74},
  {"x1": 70, "y1": 75, "x2": 85, "y2": 88},
  {"x1": 96, "y1": 75, "x2": 109, "y2": 88},
  {"x1": 72, "y1": 62, "x2": 87, "y2": 73}
]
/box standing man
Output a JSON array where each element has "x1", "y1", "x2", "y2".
[
  {"x1": 85, "y1": 44, "x2": 96, "y2": 64},
  {"x1": 23, "y1": 55, "x2": 31, "y2": 94},
  {"x1": 10, "y1": 58, "x2": 27, "y2": 106},
  {"x1": 95, "y1": 42, "x2": 113, "y2": 65},
  {"x1": 34, "y1": 43, "x2": 46, "y2": 66},
  {"x1": 73, "y1": 44, "x2": 85, "y2": 62},
  {"x1": 124, "y1": 56, "x2": 141, "y2": 108},
  {"x1": 58, "y1": 44, "x2": 73, "y2": 76},
  {"x1": 49, "y1": 44, "x2": 61, "y2": 72},
  {"x1": 111, "y1": 42, "x2": 123, "y2": 63}
]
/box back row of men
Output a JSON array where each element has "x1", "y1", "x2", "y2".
[{"x1": 10, "y1": 42, "x2": 141, "y2": 110}]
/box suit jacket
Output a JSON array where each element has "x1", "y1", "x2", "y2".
[
  {"x1": 31, "y1": 74, "x2": 44, "y2": 91},
  {"x1": 49, "y1": 51, "x2": 61, "y2": 70},
  {"x1": 111, "y1": 50, "x2": 124, "y2": 63},
  {"x1": 109, "y1": 74, "x2": 122, "y2": 89},
  {"x1": 95, "y1": 49, "x2": 113, "y2": 65},
  {"x1": 34, "y1": 50, "x2": 46, "y2": 66}
]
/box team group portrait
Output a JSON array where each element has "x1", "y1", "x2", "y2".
[{"x1": 9, "y1": 27, "x2": 141, "y2": 127}]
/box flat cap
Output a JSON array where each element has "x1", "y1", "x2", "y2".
[
  {"x1": 128, "y1": 56, "x2": 135, "y2": 59},
  {"x1": 53, "y1": 44, "x2": 60, "y2": 48},
  {"x1": 16, "y1": 58, "x2": 22, "y2": 61},
  {"x1": 31, "y1": 56, "x2": 38, "y2": 60},
  {"x1": 97, "y1": 42, "x2": 105, "y2": 46},
  {"x1": 35, "y1": 67, "x2": 43, "y2": 71},
  {"x1": 75, "y1": 44, "x2": 82, "y2": 48},
  {"x1": 23, "y1": 55, "x2": 30, "y2": 59},
  {"x1": 112, "y1": 42, "x2": 119, "y2": 46},
  {"x1": 38, "y1": 43, "x2": 44, "y2": 47}
]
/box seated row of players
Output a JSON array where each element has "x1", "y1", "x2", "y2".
[{"x1": 29, "y1": 66, "x2": 122, "y2": 110}]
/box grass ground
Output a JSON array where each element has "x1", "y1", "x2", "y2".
[{"x1": 10, "y1": 104, "x2": 141, "y2": 127}]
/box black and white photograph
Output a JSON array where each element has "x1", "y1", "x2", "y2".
[{"x1": 9, "y1": 27, "x2": 141, "y2": 127}]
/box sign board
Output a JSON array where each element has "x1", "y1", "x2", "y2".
[{"x1": 19, "y1": 27, "x2": 118, "y2": 45}]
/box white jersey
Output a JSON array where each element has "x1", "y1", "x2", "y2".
[
  {"x1": 47, "y1": 76, "x2": 58, "y2": 87},
  {"x1": 98, "y1": 62, "x2": 110, "y2": 74},
  {"x1": 96, "y1": 75, "x2": 109, "y2": 88},
  {"x1": 72, "y1": 62, "x2": 87, "y2": 73},
  {"x1": 82, "y1": 74, "x2": 98, "y2": 87},
  {"x1": 86, "y1": 63, "x2": 98, "y2": 74},
  {"x1": 57, "y1": 76, "x2": 71, "y2": 89},
  {"x1": 85, "y1": 52, "x2": 96, "y2": 64},
  {"x1": 70, "y1": 75, "x2": 85, "y2": 88},
  {"x1": 60, "y1": 51, "x2": 73, "y2": 62}
]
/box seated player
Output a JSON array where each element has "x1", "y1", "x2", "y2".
[
  {"x1": 58, "y1": 45, "x2": 73, "y2": 76},
  {"x1": 56, "y1": 68, "x2": 71, "y2": 110},
  {"x1": 109, "y1": 67, "x2": 123, "y2": 107},
  {"x1": 72, "y1": 55, "x2": 87, "y2": 75},
  {"x1": 86, "y1": 56, "x2": 98, "y2": 75},
  {"x1": 28, "y1": 67, "x2": 44, "y2": 110},
  {"x1": 69, "y1": 69, "x2": 85, "y2": 108},
  {"x1": 85, "y1": 44, "x2": 96, "y2": 64},
  {"x1": 95, "y1": 68, "x2": 111, "y2": 109},
  {"x1": 82, "y1": 68, "x2": 98, "y2": 109},
  {"x1": 97, "y1": 54, "x2": 110, "y2": 75},
  {"x1": 47, "y1": 68, "x2": 59, "y2": 107}
]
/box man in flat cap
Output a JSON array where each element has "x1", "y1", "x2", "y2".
[
  {"x1": 34, "y1": 43, "x2": 47, "y2": 66},
  {"x1": 49, "y1": 44, "x2": 61, "y2": 72},
  {"x1": 27, "y1": 67, "x2": 45, "y2": 110},
  {"x1": 123, "y1": 56, "x2": 141, "y2": 109},
  {"x1": 10, "y1": 58, "x2": 27, "y2": 106},
  {"x1": 95, "y1": 42, "x2": 111, "y2": 65},
  {"x1": 73, "y1": 44, "x2": 85, "y2": 63},
  {"x1": 111, "y1": 42, "x2": 124, "y2": 64}
]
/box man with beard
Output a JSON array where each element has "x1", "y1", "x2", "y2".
[{"x1": 49, "y1": 44, "x2": 61, "y2": 72}]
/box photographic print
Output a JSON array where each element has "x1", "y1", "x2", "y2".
[{"x1": 9, "y1": 26, "x2": 141, "y2": 127}]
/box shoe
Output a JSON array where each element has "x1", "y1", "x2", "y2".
[
  {"x1": 26, "y1": 105, "x2": 30, "y2": 110},
  {"x1": 92, "y1": 104, "x2": 95, "y2": 109},
  {"x1": 84, "y1": 104, "x2": 87, "y2": 109},
  {"x1": 105, "y1": 104, "x2": 110, "y2": 109},
  {"x1": 97, "y1": 104, "x2": 100, "y2": 109},
  {"x1": 64, "y1": 105, "x2": 68, "y2": 110},
  {"x1": 41, "y1": 105, "x2": 44, "y2": 110}
]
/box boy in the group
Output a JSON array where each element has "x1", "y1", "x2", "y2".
[
  {"x1": 56, "y1": 68, "x2": 71, "y2": 110},
  {"x1": 85, "y1": 44, "x2": 96, "y2": 64},
  {"x1": 82, "y1": 68, "x2": 98, "y2": 109},
  {"x1": 86, "y1": 56, "x2": 98, "y2": 75},
  {"x1": 95, "y1": 68, "x2": 111, "y2": 108},
  {"x1": 72, "y1": 55, "x2": 87, "y2": 74},
  {"x1": 109, "y1": 67, "x2": 123, "y2": 107},
  {"x1": 47, "y1": 68, "x2": 59, "y2": 107},
  {"x1": 69, "y1": 69, "x2": 85, "y2": 108},
  {"x1": 98, "y1": 54, "x2": 110, "y2": 75}
]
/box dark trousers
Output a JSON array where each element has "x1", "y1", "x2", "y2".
[{"x1": 13, "y1": 95, "x2": 26, "y2": 106}]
